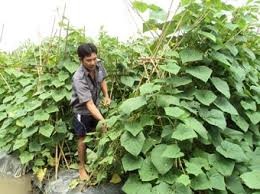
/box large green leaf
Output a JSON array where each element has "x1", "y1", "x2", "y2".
[
  {"x1": 124, "y1": 122, "x2": 143, "y2": 136},
  {"x1": 0, "y1": 112, "x2": 7, "y2": 122},
  {"x1": 191, "y1": 173, "x2": 212, "y2": 190},
  {"x1": 140, "y1": 83, "x2": 161, "y2": 95},
  {"x1": 172, "y1": 123, "x2": 198, "y2": 141},
  {"x1": 208, "y1": 154, "x2": 235, "y2": 176},
  {"x1": 211, "y1": 77, "x2": 230, "y2": 98},
  {"x1": 214, "y1": 97, "x2": 238, "y2": 115},
  {"x1": 198, "y1": 31, "x2": 216, "y2": 42},
  {"x1": 139, "y1": 157, "x2": 158, "y2": 181},
  {"x1": 151, "y1": 144, "x2": 173, "y2": 175},
  {"x1": 13, "y1": 138, "x2": 28, "y2": 150},
  {"x1": 240, "y1": 100, "x2": 256, "y2": 111},
  {"x1": 19, "y1": 151, "x2": 34, "y2": 164},
  {"x1": 211, "y1": 52, "x2": 231, "y2": 67},
  {"x1": 121, "y1": 76, "x2": 137, "y2": 87},
  {"x1": 120, "y1": 131, "x2": 145, "y2": 156},
  {"x1": 207, "y1": 168, "x2": 226, "y2": 191},
  {"x1": 180, "y1": 49, "x2": 203, "y2": 63},
  {"x1": 22, "y1": 126, "x2": 38, "y2": 138},
  {"x1": 34, "y1": 110, "x2": 50, "y2": 121},
  {"x1": 231, "y1": 115, "x2": 249, "y2": 132},
  {"x1": 159, "y1": 63, "x2": 180, "y2": 75},
  {"x1": 63, "y1": 60, "x2": 78, "y2": 73},
  {"x1": 194, "y1": 90, "x2": 217, "y2": 106},
  {"x1": 164, "y1": 107, "x2": 189, "y2": 119},
  {"x1": 199, "y1": 109, "x2": 226, "y2": 129},
  {"x1": 51, "y1": 89, "x2": 66, "y2": 102},
  {"x1": 58, "y1": 71, "x2": 69, "y2": 82},
  {"x1": 185, "y1": 160, "x2": 204, "y2": 176},
  {"x1": 24, "y1": 100, "x2": 42, "y2": 112},
  {"x1": 167, "y1": 77, "x2": 192, "y2": 87},
  {"x1": 122, "y1": 175, "x2": 152, "y2": 194},
  {"x1": 39, "y1": 124, "x2": 54, "y2": 137},
  {"x1": 162, "y1": 144, "x2": 184, "y2": 158},
  {"x1": 216, "y1": 140, "x2": 247, "y2": 162},
  {"x1": 184, "y1": 117, "x2": 208, "y2": 140},
  {"x1": 132, "y1": 1, "x2": 149, "y2": 13},
  {"x1": 152, "y1": 182, "x2": 173, "y2": 194},
  {"x1": 176, "y1": 174, "x2": 191, "y2": 186},
  {"x1": 226, "y1": 175, "x2": 246, "y2": 194},
  {"x1": 240, "y1": 170, "x2": 260, "y2": 189},
  {"x1": 156, "y1": 95, "x2": 180, "y2": 107},
  {"x1": 122, "y1": 153, "x2": 143, "y2": 171},
  {"x1": 246, "y1": 111, "x2": 260, "y2": 125},
  {"x1": 119, "y1": 96, "x2": 147, "y2": 115},
  {"x1": 186, "y1": 66, "x2": 212, "y2": 82}
]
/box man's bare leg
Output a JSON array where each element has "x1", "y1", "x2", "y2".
[{"x1": 78, "y1": 136, "x2": 90, "y2": 180}]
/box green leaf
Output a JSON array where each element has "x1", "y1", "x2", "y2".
[
  {"x1": 124, "y1": 122, "x2": 143, "y2": 137},
  {"x1": 19, "y1": 78, "x2": 32, "y2": 87},
  {"x1": 172, "y1": 123, "x2": 198, "y2": 141},
  {"x1": 52, "y1": 79, "x2": 64, "y2": 88},
  {"x1": 176, "y1": 174, "x2": 191, "y2": 186},
  {"x1": 164, "y1": 107, "x2": 189, "y2": 119},
  {"x1": 132, "y1": 1, "x2": 149, "y2": 12},
  {"x1": 34, "y1": 110, "x2": 50, "y2": 121},
  {"x1": 120, "y1": 131, "x2": 145, "y2": 156},
  {"x1": 152, "y1": 182, "x2": 173, "y2": 194},
  {"x1": 225, "y1": 43, "x2": 238, "y2": 56},
  {"x1": 140, "y1": 83, "x2": 161, "y2": 95},
  {"x1": 122, "y1": 153, "x2": 143, "y2": 171},
  {"x1": 63, "y1": 60, "x2": 78, "y2": 73},
  {"x1": 194, "y1": 90, "x2": 217, "y2": 106},
  {"x1": 226, "y1": 175, "x2": 246, "y2": 194},
  {"x1": 22, "y1": 126, "x2": 38, "y2": 138},
  {"x1": 185, "y1": 160, "x2": 204, "y2": 176},
  {"x1": 246, "y1": 111, "x2": 260, "y2": 125},
  {"x1": 156, "y1": 95, "x2": 180, "y2": 107},
  {"x1": 39, "y1": 124, "x2": 54, "y2": 137},
  {"x1": 151, "y1": 144, "x2": 173, "y2": 175},
  {"x1": 159, "y1": 63, "x2": 180, "y2": 75},
  {"x1": 180, "y1": 49, "x2": 203, "y2": 63},
  {"x1": 207, "y1": 168, "x2": 225, "y2": 191},
  {"x1": 19, "y1": 151, "x2": 34, "y2": 164},
  {"x1": 214, "y1": 97, "x2": 238, "y2": 115},
  {"x1": 175, "y1": 183, "x2": 193, "y2": 194},
  {"x1": 119, "y1": 96, "x2": 147, "y2": 115},
  {"x1": 211, "y1": 52, "x2": 231, "y2": 67},
  {"x1": 199, "y1": 109, "x2": 226, "y2": 129},
  {"x1": 240, "y1": 100, "x2": 256, "y2": 111},
  {"x1": 211, "y1": 77, "x2": 230, "y2": 98},
  {"x1": 39, "y1": 92, "x2": 51, "y2": 100},
  {"x1": 198, "y1": 31, "x2": 216, "y2": 42},
  {"x1": 24, "y1": 100, "x2": 42, "y2": 112},
  {"x1": 184, "y1": 117, "x2": 208, "y2": 140},
  {"x1": 191, "y1": 173, "x2": 212, "y2": 190},
  {"x1": 0, "y1": 112, "x2": 7, "y2": 122},
  {"x1": 123, "y1": 175, "x2": 152, "y2": 194},
  {"x1": 231, "y1": 115, "x2": 249, "y2": 132},
  {"x1": 240, "y1": 170, "x2": 260, "y2": 189},
  {"x1": 58, "y1": 71, "x2": 69, "y2": 81},
  {"x1": 162, "y1": 144, "x2": 184, "y2": 158},
  {"x1": 139, "y1": 157, "x2": 158, "y2": 181},
  {"x1": 29, "y1": 142, "x2": 41, "y2": 152},
  {"x1": 167, "y1": 77, "x2": 192, "y2": 87},
  {"x1": 216, "y1": 140, "x2": 247, "y2": 162},
  {"x1": 121, "y1": 76, "x2": 136, "y2": 87},
  {"x1": 51, "y1": 89, "x2": 66, "y2": 102},
  {"x1": 208, "y1": 154, "x2": 235, "y2": 176},
  {"x1": 13, "y1": 138, "x2": 28, "y2": 150},
  {"x1": 46, "y1": 104, "x2": 59, "y2": 113},
  {"x1": 186, "y1": 66, "x2": 212, "y2": 82}
]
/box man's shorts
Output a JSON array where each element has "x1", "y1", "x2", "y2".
[{"x1": 72, "y1": 114, "x2": 98, "y2": 137}]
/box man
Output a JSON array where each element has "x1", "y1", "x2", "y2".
[{"x1": 70, "y1": 43, "x2": 111, "y2": 180}]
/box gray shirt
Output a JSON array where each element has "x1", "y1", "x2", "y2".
[{"x1": 70, "y1": 60, "x2": 107, "y2": 115}]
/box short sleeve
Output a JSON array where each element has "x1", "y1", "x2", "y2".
[
  {"x1": 98, "y1": 62, "x2": 107, "y2": 81},
  {"x1": 72, "y1": 78, "x2": 92, "y2": 104}
]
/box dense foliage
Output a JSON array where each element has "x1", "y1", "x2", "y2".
[{"x1": 0, "y1": 0, "x2": 259, "y2": 193}]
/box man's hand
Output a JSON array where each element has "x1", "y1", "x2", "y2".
[
  {"x1": 102, "y1": 96, "x2": 111, "y2": 107},
  {"x1": 97, "y1": 120, "x2": 108, "y2": 133}
]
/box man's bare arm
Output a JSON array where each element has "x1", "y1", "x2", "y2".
[{"x1": 86, "y1": 100, "x2": 104, "y2": 121}]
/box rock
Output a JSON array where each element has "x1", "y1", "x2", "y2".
[
  {"x1": 44, "y1": 169, "x2": 123, "y2": 194},
  {"x1": 0, "y1": 152, "x2": 25, "y2": 177}
]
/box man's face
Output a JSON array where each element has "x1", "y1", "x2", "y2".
[{"x1": 82, "y1": 53, "x2": 97, "y2": 72}]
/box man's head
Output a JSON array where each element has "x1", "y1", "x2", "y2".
[{"x1": 77, "y1": 43, "x2": 98, "y2": 72}]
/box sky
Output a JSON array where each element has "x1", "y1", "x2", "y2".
[{"x1": 0, "y1": 0, "x2": 246, "y2": 52}]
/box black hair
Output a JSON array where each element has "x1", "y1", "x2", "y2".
[{"x1": 77, "y1": 43, "x2": 97, "y2": 60}]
